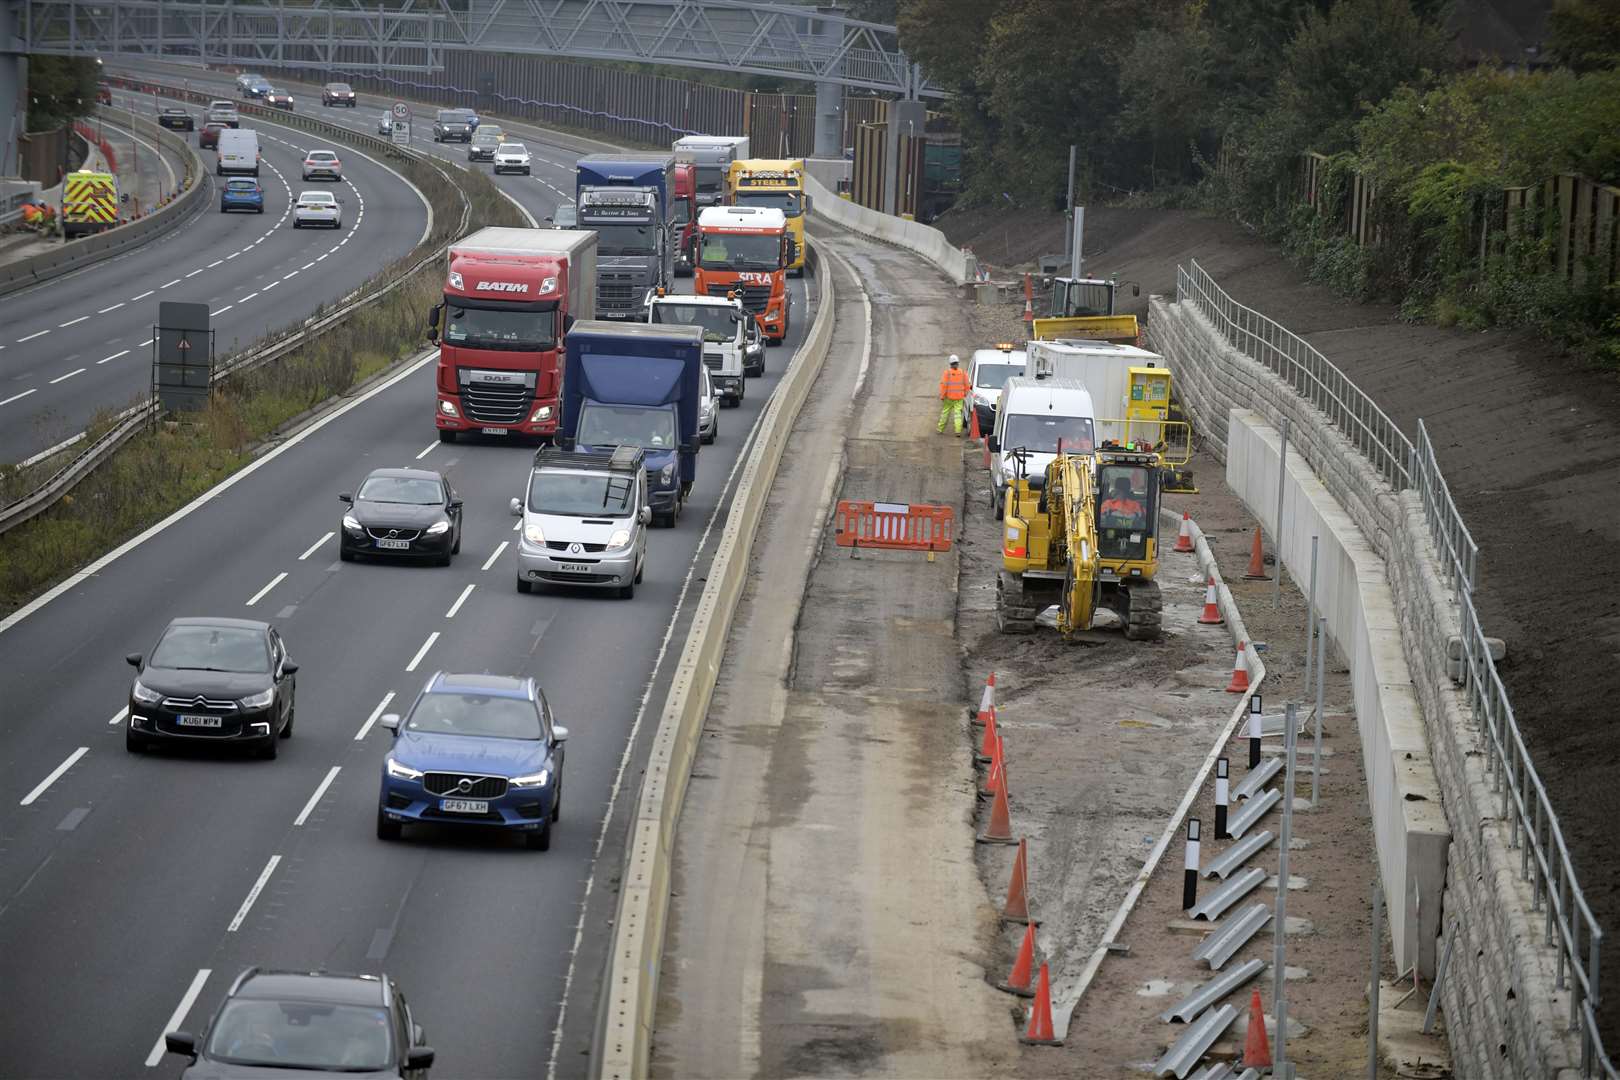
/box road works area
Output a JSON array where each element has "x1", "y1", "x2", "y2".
[{"x1": 651, "y1": 225, "x2": 1414, "y2": 1074}]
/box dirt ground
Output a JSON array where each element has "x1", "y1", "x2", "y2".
[{"x1": 945, "y1": 203, "x2": 1620, "y2": 1044}]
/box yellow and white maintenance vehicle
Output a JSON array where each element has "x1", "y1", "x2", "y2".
[
  {"x1": 1033, "y1": 275, "x2": 1141, "y2": 345},
  {"x1": 61, "y1": 169, "x2": 120, "y2": 240}
]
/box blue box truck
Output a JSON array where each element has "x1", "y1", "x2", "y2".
[{"x1": 576, "y1": 154, "x2": 678, "y2": 318}]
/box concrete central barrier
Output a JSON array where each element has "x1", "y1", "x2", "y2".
[{"x1": 804, "y1": 173, "x2": 977, "y2": 285}]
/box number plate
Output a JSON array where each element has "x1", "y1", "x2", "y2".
[
  {"x1": 554, "y1": 562, "x2": 592, "y2": 574},
  {"x1": 480, "y1": 427, "x2": 509, "y2": 436},
  {"x1": 375, "y1": 538, "x2": 411, "y2": 550},
  {"x1": 176, "y1": 714, "x2": 222, "y2": 728},
  {"x1": 439, "y1": 798, "x2": 489, "y2": 814}
]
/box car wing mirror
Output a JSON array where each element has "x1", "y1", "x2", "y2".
[
  {"x1": 126, "y1": 652, "x2": 143, "y2": 668},
  {"x1": 639, "y1": 506, "x2": 652, "y2": 525},
  {"x1": 164, "y1": 1031, "x2": 197, "y2": 1058},
  {"x1": 552, "y1": 725, "x2": 569, "y2": 744},
  {"x1": 338, "y1": 492, "x2": 353, "y2": 504},
  {"x1": 406, "y1": 1048, "x2": 435, "y2": 1069},
  {"x1": 380, "y1": 713, "x2": 401, "y2": 733},
  {"x1": 281, "y1": 661, "x2": 299, "y2": 676},
  {"x1": 509, "y1": 497, "x2": 523, "y2": 517},
  {"x1": 448, "y1": 498, "x2": 463, "y2": 511}
]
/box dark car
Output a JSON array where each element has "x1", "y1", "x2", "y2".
[
  {"x1": 339, "y1": 468, "x2": 462, "y2": 564},
  {"x1": 322, "y1": 82, "x2": 357, "y2": 107},
  {"x1": 165, "y1": 967, "x2": 433, "y2": 1078},
  {"x1": 377, "y1": 672, "x2": 567, "y2": 850},
  {"x1": 200, "y1": 122, "x2": 226, "y2": 150},
  {"x1": 125, "y1": 617, "x2": 297, "y2": 759},
  {"x1": 432, "y1": 108, "x2": 477, "y2": 143},
  {"x1": 158, "y1": 107, "x2": 195, "y2": 132},
  {"x1": 265, "y1": 89, "x2": 295, "y2": 111}
]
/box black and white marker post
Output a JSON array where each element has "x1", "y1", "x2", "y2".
[
  {"x1": 1248, "y1": 693, "x2": 1264, "y2": 768},
  {"x1": 1182, "y1": 817, "x2": 1202, "y2": 911},
  {"x1": 1214, "y1": 758, "x2": 1230, "y2": 839}
]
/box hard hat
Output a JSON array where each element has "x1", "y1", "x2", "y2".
[{"x1": 948, "y1": 354, "x2": 960, "y2": 365}]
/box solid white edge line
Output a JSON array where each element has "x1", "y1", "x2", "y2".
[
  {"x1": 480, "y1": 541, "x2": 509, "y2": 572},
  {"x1": 298, "y1": 531, "x2": 334, "y2": 561},
  {"x1": 445, "y1": 583, "x2": 475, "y2": 619},
  {"x1": 356, "y1": 691, "x2": 395, "y2": 740},
  {"x1": 226, "y1": 854, "x2": 281, "y2": 932},
  {"x1": 244, "y1": 571, "x2": 288, "y2": 607},
  {"x1": 293, "y1": 766, "x2": 342, "y2": 826},
  {"x1": 404, "y1": 631, "x2": 439, "y2": 673},
  {"x1": 109, "y1": 706, "x2": 129, "y2": 726},
  {"x1": 0, "y1": 351, "x2": 439, "y2": 638},
  {"x1": 19, "y1": 746, "x2": 89, "y2": 806},
  {"x1": 146, "y1": 969, "x2": 211, "y2": 1067}
]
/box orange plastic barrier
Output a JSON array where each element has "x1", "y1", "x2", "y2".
[{"x1": 833, "y1": 500, "x2": 954, "y2": 552}]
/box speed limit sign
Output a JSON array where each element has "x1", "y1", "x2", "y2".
[{"x1": 392, "y1": 101, "x2": 410, "y2": 119}]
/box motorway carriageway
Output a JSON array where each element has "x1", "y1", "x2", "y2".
[
  {"x1": 0, "y1": 226, "x2": 818, "y2": 1077},
  {"x1": 0, "y1": 97, "x2": 429, "y2": 467}
]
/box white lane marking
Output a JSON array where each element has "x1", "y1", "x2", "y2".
[
  {"x1": 1, "y1": 389, "x2": 38, "y2": 407},
  {"x1": 49, "y1": 368, "x2": 85, "y2": 385},
  {"x1": 481, "y1": 541, "x2": 509, "y2": 571},
  {"x1": 283, "y1": 271, "x2": 298, "y2": 280},
  {"x1": 293, "y1": 766, "x2": 342, "y2": 827},
  {"x1": 245, "y1": 571, "x2": 288, "y2": 607},
  {"x1": 238, "y1": 292, "x2": 258, "y2": 302},
  {"x1": 356, "y1": 692, "x2": 395, "y2": 741},
  {"x1": 212, "y1": 305, "x2": 234, "y2": 316},
  {"x1": 17, "y1": 330, "x2": 48, "y2": 343},
  {"x1": 316, "y1": 254, "x2": 330, "y2": 262},
  {"x1": 263, "y1": 281, "x2": 280, "y2": 291},
  {"x1": 136, "y1": 338, "x2": 153, "y2": 347},
  {"x1": 413, "y1": 441, "x2": 437, "y2": 460},
  {"x1": 98, "y1": 349, "x2": 131, "y2": 365},
  {"x1": 130, "y1": 290, "x2": 154, "y2": 301},
  {"x1": 404, "y1": 631, "x2": 439, "y2": 673},
  {"x1": 226, "y1": 251, "x2": 240, "y2": 260},
  {"x1": 146, "y1": 969, "x2": 211, "y2": 1067},
  {"x1": 109, "y1": 706, "x2": 129, "y2": 726},
  {"x1": 445, "y1": 584, "x2": 475, "y2": 619},
  {"x1": 298, "y1": 531, "x2": 334, "y2": 561},
  {"x1": 161, "y1": 279, "x2": 181, "y2": 288},
  {"x1": 207, "y1": 260, "x2": 223, "y2": 268},
  {"x1": 184, "y1": 268, "x2": 205, "y2": 278},
  {"x1": 226, "y1": 855, "x2": 281, "y2": 932},
  {"x1": 301, "y1": 261, "x2": 316, "y2": 270},
  {"x1": 20, "y1": 747, "x2": 89, "y2": 806},
  {"x1": 98, "y1": 303, "x2": 126, "y2": 314}
]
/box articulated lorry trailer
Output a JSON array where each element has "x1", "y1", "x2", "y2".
[{"x1": 672, "y1": 134, "x2": 750, "y2": 208}]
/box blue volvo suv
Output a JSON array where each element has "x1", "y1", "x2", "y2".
[{"x1": 376, "y1": 672, "x2": 567, "y2": 850}]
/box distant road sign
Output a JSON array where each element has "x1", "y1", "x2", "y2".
[
  {"x1": 392, "y1": 101, "x2": 410, "y2": 119},
  {"x1": 391, "y1": 122, "x2": 411, "y2": 146}
]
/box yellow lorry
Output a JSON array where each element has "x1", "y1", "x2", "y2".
[
  {"x1": 725, "y1": 158, "x2": 807, "y2": 276},
  {"x1": 61, "y1": 169, "x2": 120, "y2": 240}
]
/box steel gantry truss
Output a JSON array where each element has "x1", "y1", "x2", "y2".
[{"x1": 15, "y1": 0, "x2": 943, "y2": 97}]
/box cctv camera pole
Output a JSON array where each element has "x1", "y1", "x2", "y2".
[{"x1": 1062, "y1": 144, "x2": 1076, "y2": 272}]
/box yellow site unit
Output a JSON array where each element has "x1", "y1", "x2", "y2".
[
  {"x1": 1127, "y1": 366, "x2": 1172, "y2": 422},
  {"x1": 61, "y1": 169, "x2": 119, "y2": 239}
]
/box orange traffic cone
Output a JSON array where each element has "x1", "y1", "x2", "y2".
[
  {"x1": 1243, "y1": 526, "x2": 1271, "y2": 580},
  {"x1": 979, "y1": 734, "x2": 1005, "y2": 798},
  {"x1": 977, "y1": 768, "x2": 1017, "y2": 845},
  {"x1": 1226, "y1": 642, "x2": 1251, "y2": 694},
  {"x1": 1174, "y1": 512, "x2": 1195, "y2": 553},
  {"x1": 974, "y1": 671, "x2": 996, "y2": 725},
  {"x1": 1001, "y1": 837, "x2": 1037, "y2": 924},
  {"x1": 998, "y1": 923, "x2": 1038, "y2": 997},
  {"x1": 1197, "y1": 577, "x2": 1225, "y2": 626},
  {"x1": 1243, "y1": 988, "x2": 1272, "y2": 1068},
  {"x1": 1019, "y1": 963, "x2": 1062, "y2": 1045},
  {"x1": 976, "y1": 706, "x2": 1000, "y2": 764},
  {"x1": 969, "y1": 403, "x2": 983, "y2": 441}
]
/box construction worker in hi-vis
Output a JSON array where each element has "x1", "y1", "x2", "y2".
[{"x1": 938, "y1": 354, "x2": 970, "y2": 435}]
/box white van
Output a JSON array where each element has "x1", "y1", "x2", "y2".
[
  {"x1": 987, "y1": 376, "x2": 1097, "y2": 519},
  {"x1": 216, "y1": 129, "x2": 261, "y2": 177},
  {"x1": 968, "y1": 343, "x2": 1027, "y2": 434}
]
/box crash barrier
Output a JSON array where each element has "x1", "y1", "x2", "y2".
[
  {"x1": 596, "y1": 241, "x2": 838, "y2": 1080},
  {"x1": 804, "y1": 172, "x2": 977, "y2": 286},
  {"x1": 1153, "y1": 268, "x2": 1613, "y2": 1078},
  {"x1": 832, "y1": 499, "x2": 954, "y2": 553},
  {"x1": 0, "y1": 106, "x2": 207, "y2": 298}
]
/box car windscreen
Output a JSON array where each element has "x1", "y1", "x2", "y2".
[
  {"x1": 204, "y1": 999, "x2": 393, "y2": 1071},
  {"x1": 529, "y1": 470, "x2": 634, "y2": 517},
  {"x1": 498, "y1": 144, "x2": 526, "y2": 155},
  {"x1": 328, "y1": 83, "x2": 352, "y2": 92},
  {"x1": 588, "y1": 223, "x2": 656, "y2": 257},
  {"x1": 306, "y1": 152, "x2": 337, "y2": 161},
  {"x1": 974, "y1": 362, "x2": 1023, "y2": 389},
  {"x1": 698, "y1": 232, "x2": 780, "y2": 271},
  {"x1": 650, "y1": 303, "x2": 738, "y2": 342},
  {"x1": 227, "y1": 180, "x2": 258, "y2": 191},
  {"x1": 1001, "y1": 414, "x2": 1095, "y2": 454},
  {"x1": 150, "y1": 625, "x2": 270, "y2": 674},
  {"x1": 438, "y1": 110, "x2": 473, "y2": 123},
  {"x1": 733, "y1": 189, "x2": 802, "y2": 216},
  {"x1": 298, "y1": 194, "x2": 336, "y2": 205},
  {"x1": 443, "y1": 303, "x2": 556, "y2": 351},
  {"x1": 407, "y1": 693, "x2": 543, "y2": 739},
  {"x1": 577, "y1": 403, "x2": 675, "y2": 451},
  {"x1": 358, "y1": 476, "x2": 443, "y2": 504},
  {"x1": 552, "y1": 207, "x2": 577, "y2": 227},
  {"x1": 473, "y1": 134, "x2": 500, "y2": 146}
]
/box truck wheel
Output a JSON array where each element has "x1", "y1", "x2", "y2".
[
  {"x1": 437, "y1": 429, "x2": 457, "y2": 443},
  {"x1": 992, "y1": 487, "x2": 1005, "y2": 520},
  {"x1": 617, "y1": 579, "x2": 635, "y2": 600},
  {"x1": 517, "y1": 577, "x2": 533, "y2": 594}
]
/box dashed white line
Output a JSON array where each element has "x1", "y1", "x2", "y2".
[
  {"x1": 263, "y1": 281, "x2": 280, "y2": 290},
  {"x1": 212, "y1": 305, "x2": 234, "y2": 316},
  {"x1": 49, "y1": 368, "x2": 85, "y2": 385},
  {"x1": 17, "y1": 330, "x2": 48, "y2": 343},
  {"x1": 413, "y1": 441, "x2": 437, "y2": 460},
  {"x1": 293, "y1": 766, "x2": 342, "y2": 827},
  {"x1": 130, "y1": 290, "x2": 154, "y2": 301},
  {"x1": 136, "y1": 338, "x2": 153, "y2": 347},
  {"x1": 20, "y1": 747, "x2": 89, "y2": 806},
  {"x1": 146, "y1": 969, "x2": 211, "y2": 1067},
  {"x1": 356, "y1": 692, "x2": 395, "y2": 741},
  {"x1": 97, "y1": 303, "x2": 125, "y2": 313},
  {"x1": 207, "y1": 260, "x2": 223, "y2": 268},
  {"x1": 283, "y1": 271, "x2": 299, "y2": 280},
  {"x1": 226, "y1": 855, "x2": 281, "y2": 932},
  {"x1": 0, "y1": 389, "x2": 38, "y2": 407},
  {"x1": 161, "y1": 279, "x2": 181, "y2": 289},
  {"x1": 184, "y1": 268, "x2": 205, "y2": 278},
  {"x1": 238, "y1": 292, "x2": 258, "y2": 302},
  {"x1": 316, "y1": 254, "x2": 330, "y2": 262},
  {"x1": 301, "y1": 261, "x2": 316, "y2": 270},
  {"x1": 445, "y1": 583, "x2": 475, "y2": 619},
  {"x1": 245, "y1": 571, "x2": 288, "y2": 607},
  {"x1": 404, "y1": 631, "x2": 439, "y2": 673},
  {"x1": 482, "y1": 540, "x2": 509, "y2": 571},
  {"x1": 109, "y1": 706, "x2": 129, "y2": 726},
  {"x1": 226, "y1": 251, "x2": 240, "y2": 260},
  {"x1": 98, "y1": 349, "x2": 130, "y2": 364},
  {"x1": 58, "y1": 316, "x2": 89, "y2": 328},
  {"x1": 298, "y1": 531, "x2": 334, "y2": 561}
]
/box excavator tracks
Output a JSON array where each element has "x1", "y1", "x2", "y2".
[
  {"x1": 1118, "y1": 579, "x2": 1163, "y2": 641},
  {"x1": 996, "y1": 571, "x2": 1040, "y2": 634}
]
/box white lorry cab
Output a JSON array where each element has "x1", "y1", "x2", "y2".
[
  {"x1": 644, "y1": 290, "x2": 750, "y2": 405},
  {"x1": 216, "y1": 129, "x2": 261, "y2": 177},
  {"x1": 987, "y1": 376, "x2": 1097, "y2": 519},
  {"x1": 968, "y1": 343, "x2": 1027, "y2": 434}
]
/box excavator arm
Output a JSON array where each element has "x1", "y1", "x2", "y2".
[{"x1": 1052, "y1": 453, "x2": 1101, "y2": 636}]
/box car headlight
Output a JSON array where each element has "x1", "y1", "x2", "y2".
[
  {"x1": 511, "y1": 767, "x2": 549, "y2": 788},
  {"x1": 239, "y1": 687, "x2": 275, "y2": 709},
  {"x1": 342, "y1": 514, "x2": 363, "y2": 533},
  {"x1": 425, "y1": 520, "x2": 451, "y2": 536},
  {"x1": 524, "y1": 522, "x2": 546, "y2": 545},
  {"x1": 659, "y1": 463, "x2": 675, "y2": 483},
  {"x1": 531, "y1": 404, "x2": 553, "y2": 422},
  {"x1": 385, "y1": 758, "x2": 423, "y2": 781},
  {"x1": 439, "y1": 399, "x2": 458, "y2": 417},
  {"x1": 131, "y1": 680, "x2": 162, "y2": 705},
  {"x1": 606, "y1": 529, "x2": 631, "y2": 550}
]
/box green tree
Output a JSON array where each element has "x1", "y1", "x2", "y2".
[
  {"x1": 26, "y1": 55, "x2": 101, "y2": 132},
  {"x1": 1545, "y1": 0, "x2": 1620, "y2": 73},
  {"x1": 1119, "y1": 6, "x2": 1217, "y2": 187}
]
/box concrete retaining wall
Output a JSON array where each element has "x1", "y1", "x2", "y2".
[
  {"x1": 1150, "y1": 294, "x2": 1585, "y2": 1077},
  {"x1": 804, "y1": 173, "x2": 976, "y2": 285}
]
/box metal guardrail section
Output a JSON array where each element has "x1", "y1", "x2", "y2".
[
  {"x1": 1175, "y1": 257, "x2": 1613, "y2": 1077},
  {"x1": 20, "y1": 0, "x2": 944, "y2": 97}
]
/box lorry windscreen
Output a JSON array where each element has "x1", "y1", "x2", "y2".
[
  {"x1": 528, "y1": 471, "x2": 634, "y2": 516},
  {"x1": 698, "y1": 233, "x2": 780, "y2": 271},
  {"x1": 588, "y1": 223, "x2": 657, "y2": 257},
  {"x1": 578, "y1": 403, "x2": 676, "y2": 451},
  {"x1": 1002, "y1": 414, "x2": 1095, "y2": 454},
  {"x1": 651, "y1": 304, "x2": 737, "y2": 342},
  {"x1": 734, "y1": 190, "x2": 802, "y2": 216},
  {"x1": 443, "y1": 303, "x2": 556, "y2": 351}
]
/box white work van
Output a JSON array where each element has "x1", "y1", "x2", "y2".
[
  {"x1": 987, "y1": 376, "x2": 1097, "y2": 519},
  {"x1": 216, "y1": 129, "x2": 261, "y2": 177},
  {"x1": 1027, "y1": 339, "x2": 1163, "y2": 443},
  {"x1": 968, "y1": 344, "x2": 1027, "y2": 434}
]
